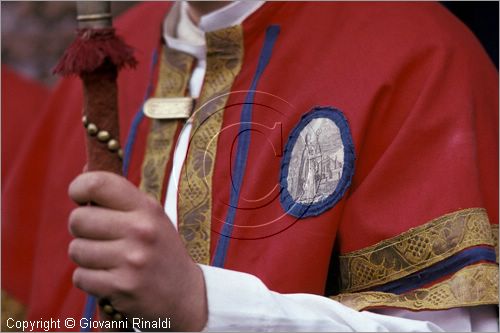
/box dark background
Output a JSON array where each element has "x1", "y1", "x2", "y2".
[
  {"x1": 442, "y1": 1, "x2": 498, "y2": 68},
  {"x1": 1, "y1": 1, "x2": 498, "y2": 87},
  {"x1": 1, "y1": 2, "x2": 137, "y2": 85}
]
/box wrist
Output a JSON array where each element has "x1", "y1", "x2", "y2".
[{"x1": 175, "y1": 263, "x2": 208, "y2": 331}]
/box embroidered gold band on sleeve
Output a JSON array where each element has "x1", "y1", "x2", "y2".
[
  {"x1": 491, "y1": 224, "x2": 498, "y2": 261},
  {"x1": 339, "y1": 208, "x2": 495, "y2": 293},
  {"x1": 331, "y1": 263, "x2": 498, "y2": 311}
]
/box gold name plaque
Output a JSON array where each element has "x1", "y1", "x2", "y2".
[{"x1": 143, "y1": 97, "x2": 194, "y2": 119}]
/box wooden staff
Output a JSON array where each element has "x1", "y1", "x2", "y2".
[
  {"x1": 54, "y1": 2, "x2": 136, "y2": 327},
  {"x1": 54, "y1": 1, "x2": 136, "y2": 174}
]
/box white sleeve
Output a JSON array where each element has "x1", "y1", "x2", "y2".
[{"x1": 199, "y1": 264, "x2": 498, "y2": 332}]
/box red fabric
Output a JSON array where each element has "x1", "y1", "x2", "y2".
[
  {"x1": 210, "y1": 2, "x2": 498, "y2": 294},
  {"x1": 1, "y1": 66, "x2": 51, "y2": 305},
  {"x1": 3, "y1": 2, "x2": 497, "y2": 326}
]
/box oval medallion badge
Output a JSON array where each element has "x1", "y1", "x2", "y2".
[{"x1": 280, "y1": 106, "x2": 355, "y2": 218}]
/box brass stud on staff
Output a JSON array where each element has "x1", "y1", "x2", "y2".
[
  {"x1": 87, "y1": 123, "x2": 98, "y2": 136},
  {"x1": 99, "y1": 299, "x2": 125, "y2": 322},
  {"x1": 107, "y1": 139, "x2": 120, "y2": 151},
  {"x1": 97, "y1": 130, "x2": 111, "y2": 142},
  {"x1": 82, "y1": 117, "x2": 123, "y2": 159},
  {"x1": 102, "y1": 304, "x2": 114, "y2": 315},
  {"x1": 113, "y1": 313, "x2": 124, "y2": 321}
]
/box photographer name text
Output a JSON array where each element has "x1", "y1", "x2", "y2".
[{"x1": 6, "y1": 317, "x2": 171, "y2": 331}]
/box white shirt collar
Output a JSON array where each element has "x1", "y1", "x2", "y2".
[
  {"x1": 163, "y1": 1, "x2": 264, "y2": 60},
  {"x1": 198, "y1": 1, "x2": 265, "y2": 32}
]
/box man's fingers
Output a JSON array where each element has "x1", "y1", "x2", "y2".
[
  {"x1": 69, "y1": 238, "x2": 123, "y2": 269},
  {"x1": 72, "y1": 267, "x2": 116, "y2": 298},
  {"x1": 69, "y1": 206, "x2": 127, "y2": 240},
  {"x1": 69, "y1": 171, "x2": 143, "y2": 211}
]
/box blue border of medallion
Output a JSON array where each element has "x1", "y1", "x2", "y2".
[{"x1": 279, "y1": 106, "x2": 355, "y2": 218}]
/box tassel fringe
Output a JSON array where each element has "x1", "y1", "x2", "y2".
[{"x1": 53, "y1": 28, "x2": 137, "y2": 76}]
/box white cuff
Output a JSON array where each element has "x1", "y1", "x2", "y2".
[{"x1": 198, "y1": 264, "x2": 444, "y2": 332}]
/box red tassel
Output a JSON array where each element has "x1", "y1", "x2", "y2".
[{"x1": 53, "y1": 28, "x2": 137, "y2": 76}]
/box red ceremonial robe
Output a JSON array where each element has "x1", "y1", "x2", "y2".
[
  {"x1": 2, "y1": 66, "x2": 51, "y2": 323},
  {"x1": 2, "y1": 1, "x2": 497, "y2": 325}
]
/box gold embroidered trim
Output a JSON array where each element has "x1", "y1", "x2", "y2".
[
  {"x1": 139, "y1": 47, "x2": 193, "y2": 200},
  {"x1": 491, "y1": 224, "x2": 498, "y2": 262},
  {"x1": 177, "y1": 26, "x2": 244, "y2": 264},
  {"x1": 2, "y1": 291, "x2": 26, "y2": 332},
  {"x1": 339, "y1": 208, "x2": 494, "y2": 292},
  {"x1": 331, "y1": 263, "x2": 498, "y2": 311}
]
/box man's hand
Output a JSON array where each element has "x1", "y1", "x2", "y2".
[{"x1": 68, "y1": 171, "x2": 207, "y2": 331}]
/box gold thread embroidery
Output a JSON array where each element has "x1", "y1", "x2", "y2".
[
  {"x1": 491, "y1": 224, "x2": 498, "y2": 262},
  {"x1": 177, "y1": 26, "x2": 244, "y2": 264},
  {"x1": 331, "y1": 263, "x2": 498, "y2": 311},
  {"x1": 339, "y1": 208, "x2": 494, "y2": 292},
  {"x1": 139, "y1": 47, "x2": 193, "y2": 200},
  {"x1": 2, "y1": 291, "x2": 25, "y2": 332}
]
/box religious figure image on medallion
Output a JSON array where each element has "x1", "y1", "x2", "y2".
[{"x1": 286, "y1": 118, "x2": 344, "y2": 205}]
